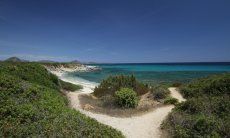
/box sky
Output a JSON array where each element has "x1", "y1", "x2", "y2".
[{"x1": 0, "y1": 0, "x2": 230, "y2": 63}]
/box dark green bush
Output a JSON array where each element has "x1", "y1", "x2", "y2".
[
  {"x1": 60, "y1": 80, "x2": 82, "y2": 91},
  {"x1": 94, "y1": 75, "x2": 149, "y2": 97},
  {"x1": 172, "y1": 82, "x2": 182, "y2": 87},
  {"x1": 151, "y1": 86, "x2": 170, "y2": 100},
  {"x1": 0, "y1": 62, "x2": 59, "y2": 89},
  {"x1": 115, "y1": 88, "x2": 138, "y2": 108},
  {"x1": 164, "y1": 97, "x2": 178, "y2": 105},
  {"x1": 0, "y1": 62, "x2": 124, "y2": 137},
  {"x1": 180, "y1": 73, "x2": 230, "y2": 98},
  {"x1": 162, "y1": 73, "x2": 230, "y2": 138}
]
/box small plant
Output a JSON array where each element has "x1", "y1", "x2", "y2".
[
  {"x1": 115, "y1": 88, "x2": 138, "y2": 108},
  {"x1": 152, "y1": 86, "x2": 170, "y2": 100},
  {"x1": 164, "y1": 97, "x2": 178, "y2": 105}
]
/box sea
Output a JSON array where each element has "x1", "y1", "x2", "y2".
[{"x1": 64, "y1": 62, "x2": 230, "y2": 85}]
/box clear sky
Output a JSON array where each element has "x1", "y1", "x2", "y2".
[{"x1": 0, "y1": 0, "x2": 230, "y2": 63}]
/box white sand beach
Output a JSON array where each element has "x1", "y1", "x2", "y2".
[{"x1": 46, "y1": 66, "x2": 99, "y2": 93}]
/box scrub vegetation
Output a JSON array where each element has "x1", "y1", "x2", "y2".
[
  {"x1": 94, "y1": 75, "x2": 149, "y2": 97},
  {"x1": 115, "y1": 88, "x2": 138, "y2": 108},
  {"x1": 162, "y1": 73, "x2": 230, "y2": 138},
  {"x1": 0, "y1": 62, "x2": 124, "y2": 137}
]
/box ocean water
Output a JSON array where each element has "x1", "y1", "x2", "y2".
[{"x1": 66, "y1": 63, "x2": 230, "y2": 84}]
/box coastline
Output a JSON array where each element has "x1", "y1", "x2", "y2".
[{"x1": 46, "y1": 66, "x2": 99, "y2": 93}]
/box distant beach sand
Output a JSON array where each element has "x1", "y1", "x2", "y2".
[{"x1": 51, "y1": 70, "x2": 98, "y2": 93}]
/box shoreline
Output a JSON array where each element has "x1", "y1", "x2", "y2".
[{"x1": 49, "y1": 69, "x2": 98, "y2": 94}]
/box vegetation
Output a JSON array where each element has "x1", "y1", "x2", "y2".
[
  {"x1": 0, "y1": 62, "x2": 60, "y2": 90},
  {"x1": 151, "y1": 86, "x2": 170, "y2": 100},
  {"x1": 180, "y1": 73, "x2": 230, "y2": 98},
  {"x1": 60, "y1": 80, "x2": 82, "y2": 91},
  {"x1": 94, "y1": 75, "x2": 149, "y2": 97},
  {"x1": 162, "y1": 73, "x2": 230, "y2": 138},
  {"x1": 0, "y1": 62, "x2": 124, "y2": 137},
  {"x1": 115, "y1": 88, "x2": 138, "y2": 108},
  {"x1": 172, "y1": 82, "x2": 183, "y2": 87},
  {"x1": 163, "y1": 97, "x2": 178, "y2": 105}
]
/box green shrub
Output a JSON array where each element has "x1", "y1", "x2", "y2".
[
  {"x1": 180, "y1": 73, "x2": 230, "y2": 98},
  {"x1": 172, "y1": 82, "x2": 182, "y2": 87},
  {"x1": 162, "y1": 73, "x2": 230, "y2": 138},
  {"x1": 0, "y1": 62, "x2": 59, "y2": 89},
  {"x1": 94, "y1": 75, "x2": 149, "y2": 97},
  {"x1": 0, "y1": 62, "x2": 124, "y2": 137},
  {"x1": 164, "y1": 97, "x2": 178, "y2": 105},
  {"x1": 115, "y1": 88, "x2": 138, "y2": 108},
  {"x1": 151, "y1": 86, "x2": 170, "y2": 100},
  {"x1": 60, "y1": 80, "x2": 82, "y2": 91}
]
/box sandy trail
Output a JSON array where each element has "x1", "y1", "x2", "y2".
[
  {"x1": 66, "y1": 87, "x2": 185, "y2": 138},
  {"x1": 169, "y1": 87, "x2": 186, "y2": 102}
]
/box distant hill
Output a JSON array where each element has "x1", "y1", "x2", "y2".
[
  {"x1": 70, "y1": 60, "x2": 81, "y2": 64},
  {"x1": 5, "y1": 57, "x2": 28, "y2": 62}
]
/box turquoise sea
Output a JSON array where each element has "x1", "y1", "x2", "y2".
[{"x1": 67, "y1": 63, "x2": 230, "y2": 84}]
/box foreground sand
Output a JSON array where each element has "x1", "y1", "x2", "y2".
[{"x1": 66, "y1": 87, "x2": 184, "y2": 138}]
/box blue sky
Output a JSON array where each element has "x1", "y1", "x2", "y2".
[{"x1": 0, "y1": 0, "x2": 230, "y2": 63}]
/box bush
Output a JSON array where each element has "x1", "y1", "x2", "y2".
[
  {"x1": 0, "y1": 62, "x2": 124, "y2": 137},
  {"x1": 180, "y1": 73, "x2": 230, "y2": 98},
  {"x1": 0, "y1": 62, "x2": 59, "y2": 89},
  {"x1": 94, "y1": 75, "x2": 149, "y2": 97},
  {"x1": 151, "y1": 86, "x2": 170, "y2": 100},
  {"x1": 60, "y1": 80, "x2": 82, "y2": 91},
  {"x1": 164, "y1": 97, "x2": 178, "y2": 105},
  {"x1": 162, "y1": 73, "x2": 230, "y2": 138},
  {"x1": 115, "y1": 88, "x2": 138, "y2": 108},
  {"x1": 172, "y1": 82, "x2": 182, "y2": 87}
]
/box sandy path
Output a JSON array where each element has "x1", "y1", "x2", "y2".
[
  {"x1": 169, "y1": 87, "x2": 186, "y2": 102},
  {"x1": 66, "y1": 87, "x2": 185, "y2": 138}
]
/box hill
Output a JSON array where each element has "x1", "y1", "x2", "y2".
[
  {"x1": 5, "y1": 57, "x2": 27, "y2": 62},
  {"x1": 70, "y1": 60, "x2": 81, "y2": 64},
  {"x1": 0, "y1": 62, "x2": 123, "y2": 137}
]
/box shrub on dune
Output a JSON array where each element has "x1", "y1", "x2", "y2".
[
  {"x1": 151, "y1": 86, "x2": 170, "y2": 100},
  {"x1": 162, "y1": 73, "x2": 230, "y2": 138},
  {"x1": 163, "y1": 97, "x2": 178, "y2": 105},
  {"x1": 93, "y1": 75, "x2": 149, "y2": 97},
  {"x1": 115, "y1": 88, "x2": 138, "y2": 108}
]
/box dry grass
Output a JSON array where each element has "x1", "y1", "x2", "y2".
[{"x1": 79, "y1": 92, "x2": 164, "y2": 117}]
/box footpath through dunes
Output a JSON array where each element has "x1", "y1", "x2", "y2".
[
  {"x1": 168, "y1": 87, "x2": 186, "y2": 102},
  {"x1": 67, "y1": 87, "x2": 185, "y2": 138}
]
